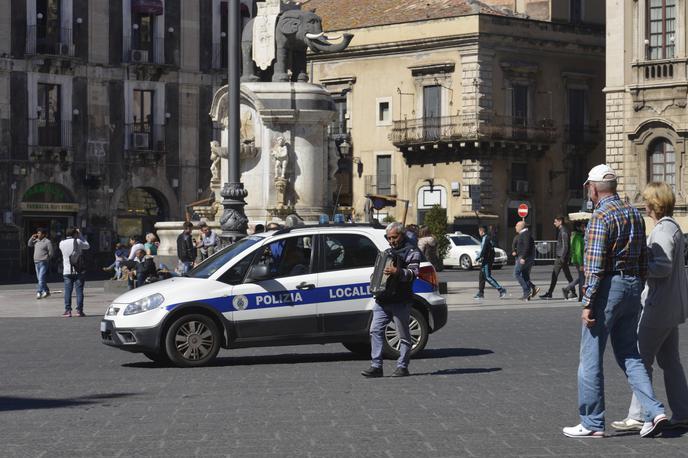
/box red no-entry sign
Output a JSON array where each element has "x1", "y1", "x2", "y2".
[{"x1": 517, "y1": 204, "x2": 529, "y2": 218}]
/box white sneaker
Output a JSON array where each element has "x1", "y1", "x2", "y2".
[
  {"x1": 36, "y1": 292, "x2": 41, "y2": 300},
  {"x1": 640, "y1": 413, "x2": 668, "y2": 438},
  {"x1": 562, "y1": 424, "x2": 605, "y2": 438},
  {"x1": 610, "y1": 418, "x2": 643, "y2": 431},
  {"x1": 40, "y1": 291, "x2": 49, "y2": 299}
]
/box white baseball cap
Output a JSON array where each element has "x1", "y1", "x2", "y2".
[{"x1": 584, "y1": 164, "x2": 617, "y2": 185}]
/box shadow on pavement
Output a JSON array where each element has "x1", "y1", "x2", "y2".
[
  {"x1": 412, "y1": 367, "x2": 502, "y2": 376},
  {"x1": 0, "y1": 393, "x2": 137, "y2": 412},
  {"x1": 417, "y1": 347, "x2": 493, "y2": 359}
]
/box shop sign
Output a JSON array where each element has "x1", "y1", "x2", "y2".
[{"x1": 19, "y1": 202, "x2": 80, "y2": 213}]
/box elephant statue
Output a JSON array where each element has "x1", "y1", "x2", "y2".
[{"x1": 241, "y1": 9, "x2": 353, "y2": 83}]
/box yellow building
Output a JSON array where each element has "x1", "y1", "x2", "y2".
[{"x1": 304, "y1": 0, "x2": 605, "y2": 248}]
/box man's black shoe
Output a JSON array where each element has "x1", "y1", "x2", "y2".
[
  {"x1": 562, "y1": 287, "x2": 570, "y2": 300},
  {"x1": 391, "y1": 367, "x2": 410, "y2": 377},
  {"x1": 539, "y1": 292, "x2": 553, "y2": 299},
  {"x1": 361, "y1": 366, "x2": 383, "y2": 378},
  {"x1": 529, "y1": 286, "x2": 540, "y2": 298}
]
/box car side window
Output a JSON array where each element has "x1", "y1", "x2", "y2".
[
  {"x1": 253, "y1": 235, "x2": 313, "y2": 279},
  {"x1": 324, "y1": 234, "x2": 379, "y2": 271},
  {"x1": 217, "y1": 253, "x2": 255, "y2": 285}
]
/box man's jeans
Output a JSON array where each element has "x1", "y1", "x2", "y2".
[
  {"x1": 63, "y1": 274, "x2": 85, "y2": 312},
  {"x1": 370, "y1": 301, "x2": 412, "y2": 369},
  {"x1": 180, "y1": 261, "x2": 194, "y2": 275},
  {"x1": 513, "y1": 258, "x2": 534, "y2": 296},
  {"x1": 578, "y1": 275, "x2": 664, "y2": 431},
  {"x1": 35, "y1": 261, "x2": 49, "y2": 294}
]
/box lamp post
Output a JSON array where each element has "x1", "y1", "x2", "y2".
[{"x1": 219, "y1": 0, "x2": 248, "y2": 244}]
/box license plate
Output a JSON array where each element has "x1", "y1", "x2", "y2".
[{"x1": 100, "y1": 321, "x2": 107, "y2": 332}]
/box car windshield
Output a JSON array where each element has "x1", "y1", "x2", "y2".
[
  {"x1": 187, "y1": 236, "x2": 261, "y2": 279},
  {"x1": 450, "y1": 235, "x2": 480, "y2": 246}
]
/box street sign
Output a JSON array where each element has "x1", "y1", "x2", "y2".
[{"x1": 517, "y1": 203, "x2": 528, "y2": 218}]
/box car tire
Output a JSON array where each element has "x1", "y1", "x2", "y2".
[
  {"x1": 382, "y1": 307, "x2": 429, "y2": 359},
  {"x1": 342, "y1": 341, "x2": 370, "y2": 357},
  {"x1": 459, "y1": 254, "x2": 472, "y2": 270},
  {"x1": 143, "y1": 351, "x2": 170, "y2": 364},
  {"x1": 164, "y1": 314, "x2": 221, "y2": 367}
]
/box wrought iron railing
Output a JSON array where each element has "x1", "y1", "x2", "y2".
[
  {"x1": 125, "y1": 123, "x2": 166, "y2": 151},
  {"x1": 26, "y1": 25, "x2": 74, "y2": 56},
  {"x1": 28, "y1": 119, "x2": 71, "y2": 148},
  {"x1": 123, "y1": 35, "x2": 165, "y2": 64},
  {"x1": 364, "y1": 174, "x2": 397, "y2": 196},
  {"x1": 564, "y1": 123, "x2": 601, "y2": 145}
]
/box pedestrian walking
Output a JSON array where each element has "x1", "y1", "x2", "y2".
[
  {"x1": 513, "y1": 221, "x2": 537, "y2": 301},
  {"x1": 610, "y1": 182, "x2": 688, "y2": 432},
  {"x1": 417, "y1": 226, "x2": 441, "y2": 270},
  {"x1": 28, "y1": 227, "x2": 54, "y2": 299},
  {"x1": 563, "y1": 220, "x2": 586, "y2": 301},
  {"x1": 361, "y1": 222, "x2": 421, "y2": 378},
  {"x1": 474, "y1": 226, "x2": 507, "y2": 299},
  {"x1": 195, "y1": 222, "x2": 218, "y2": 261},
  {"x1": 540, "y1": 216, "x2": 573, "y2": 299},
  {"x1": 59, "y1": 227, "x2": 90, "y2": 317},
  {"x1": 177, "y1": 221, "x2": 197, "y2": 275},
  {"x1": 563, "y1": 164, "x2": 667, "y2": 438}
]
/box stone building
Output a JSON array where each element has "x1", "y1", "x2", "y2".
[
  {"x1": 606, "y1": 0, "x2": 688, "y2": 226},
  {"x1": 304, "y1": 0, "x2": 606, "y2": 248},
  {"x1": 0, "y1": 0, "x2": 253, "y2": 273}
]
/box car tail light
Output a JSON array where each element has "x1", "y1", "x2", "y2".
[{"x1": 418, "y1": 265, "x2": 439, "y2": 292}]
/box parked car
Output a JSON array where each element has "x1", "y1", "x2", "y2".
[{"x1": 443, "y1": 232, "x2": 508, "y2": 270}]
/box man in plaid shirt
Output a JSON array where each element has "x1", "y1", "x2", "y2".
[{"x1": 563, "y1": 164, "x2": 667, "y2": 439}]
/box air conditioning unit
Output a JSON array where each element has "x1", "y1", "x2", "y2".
[
  {"x1": 130, "y1": 49, "x2": 149, "y2": 63},
  {"x1": 132, "y1": 133, "x2": 150, "y2": 149},
  {"x1": 515, "y1": 180, "x2": 529, "y2": 193},
  {"x1": 56, "y1": 42, "x2": 74, "y2": 56}
]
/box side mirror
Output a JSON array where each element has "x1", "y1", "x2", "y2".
[{"x1": 247, "y1": 264, "x2": 270, "y2": 282}]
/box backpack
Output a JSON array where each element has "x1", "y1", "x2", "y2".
[{"x1": 69, "y1": 238, "x2": 86, "y2": 273}]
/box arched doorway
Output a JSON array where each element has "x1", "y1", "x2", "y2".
[{"x1": 116, "y1": 187, "x2": 168, "y2": 243}]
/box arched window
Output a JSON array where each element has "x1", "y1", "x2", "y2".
[
  {"x1": 648, "y1": 0, "x2": 676, "y2": 60},
  {"x1": 648, "y1": 139, "x2": 675, "y2": 187}
]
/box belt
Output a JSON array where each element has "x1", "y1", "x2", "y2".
[{"x1": 607, "y1": 270, "x2": 638, "y2": 277}]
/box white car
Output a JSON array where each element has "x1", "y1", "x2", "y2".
[
  {"x1": 443, "y1": 232, "x2": 508, "y2": 270},
  {"x1": 101, "y1": 224, "x2": 448, "y2": 367}
]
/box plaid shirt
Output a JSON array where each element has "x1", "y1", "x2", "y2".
[{"x1": 582, "y1": 194, "x2": 647, "y2": 307}]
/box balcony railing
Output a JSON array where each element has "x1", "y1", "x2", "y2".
[
  {"x1": 25, "y1": 25, "x2": 75, "y2": 56},
  {"x1": 28, "y1": 119, "x2": 71, "y2": 148},
  {"x1": 564, "y1": 123, "x2": 601, "y2": 145},
  {"x1": 390, "y1": 114, "x2": 556, "y2": 147},
  {"x1": 632, "y1": 58, "x2": 686, "y2": 86},
  {"x1": 123, "y1": 35, "x2": 165, "y2": 64},
  {"x1": 125, "y1": 123, "x2": 166, "y2": 151},
  {"x1": 364, "y1": 175, "x2": 397, "y2": 196}
]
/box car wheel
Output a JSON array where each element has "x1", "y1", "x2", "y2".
[
  {"x1": 164, "y1": 314, "x2": 221, "y2": 367},
  {"x1": 143, "y1": 351, "x2": 170, "y2": 364},
  {"x1": 342, "y1": 342, "x2": 370, "y2": 357},
  {"x1": 382, "y1": 307, "x2": 429, "y2": 359},
  {"x1": 459, "y1": 254, "x2": 472, "y2": 270}
]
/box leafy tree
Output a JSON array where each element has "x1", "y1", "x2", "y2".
[
  {"x1": 381, "y1": 214, "x2": 396, "y2": 223},
  {"x1": 424, "y1": 205, "x2": 450, "y2": 260}
]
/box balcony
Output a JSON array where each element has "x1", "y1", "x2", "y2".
[
  {"x1": 123, "y1": 36, "x2": 165, "y2": 65},
  {"x1": 632, "y1": 58, "x2": 686, "y2": 86},
  {"x1": 125, "y1": 123, "x2": 166, "y2": 165},
  {"x1": 27, "y1": 119, "x2": 73, "y2": 168},
  {"x1": 564, "y1": 123, "x2": 601, "y2": 146},
  {"x1": 364, "y1": 175, "x2": 397, "y2": 197},
  {"x1": 25, "y1": 25, "x2": 75, "y2": 57},
  {"x1": 390, "y1": 114, "x2": 556, "y2": 164}
]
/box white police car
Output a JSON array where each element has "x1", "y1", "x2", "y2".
[{"x1": 101, "y1": 224, "x2": 448, "y2": 367}]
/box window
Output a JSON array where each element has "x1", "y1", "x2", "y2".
[
  {"x1": 376, "y1": 155, "x2": 392, "y2": 195},
  {"x1": 133, "y1": 13, "x2": 155, "y2": 54},
  {"x1": 256, "y1": 236, "x2": 313, "y2": 279},
  {"x1": 450, "y1": 236, "x2": 480, "y2": 247},
  {"x1": 648, "y1": 0, "x2": 676, "y2": 60},
  {"x1": 132, "y1": 89, "x2": 153, "y2": 133},
  {"x1": 220, "y1": 1, "x2": 228, "y2": 68},
  {"x1": 512, "y1": 85, "x2": 528, "y2": 126},
  {"x1": 570, "y1": 0, "x2": 582, "y2": 24},
  {"x1": 331, "y1": 97, "x2": 347, "y2": 135},
  {"x1": 36, "y1": 0, "x2": 61, "y2": 53},
  {"x1": 648, "y1": 139, "x2": 675, "y2": 187},
  {"x1": 510, "y1": 163, "x2": 529, "y2": 193},
  {"x1": 423, "y1": 85, "x2": 441, "y2": 140},
  {"x1": 568, "y1": 88, "x2": 586, "y2": 143},
  {"x1": 324, "y1": 234, "x2": 378, "y2": 271},
  {"x1": 376, "y1": 97, "x2": 391, "y2": 126},
  {"x1": 37, "y1": 83, "x2": 61, "y2": 146},
  {"x1": 188, "y1": 237, "x2": 261, "y2": 279}
]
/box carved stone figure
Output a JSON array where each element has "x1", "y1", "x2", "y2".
[
  {"x1": 209, "y1": 140, "x2": 226, "y2": 183},
  {"x1": 242, "y1": 9, "x2": 354, "y2": 83},
  {"x1": 272, "y1": 136, "x2": 289, "y2": 179}
]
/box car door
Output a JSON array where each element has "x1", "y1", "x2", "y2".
[
  {"x1": 316, "y1": 232, "x2": 380, "y2": 335},
  {"x1": 231, "y1": 234, "x2": 319, "y2": 340}
]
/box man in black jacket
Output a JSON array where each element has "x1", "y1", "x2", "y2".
[
  {"x1": 514, "y1": 221, "x2": 538, "y2": 301},
  {"x1": 362, "y1": 222, "x2": 422, "y2": 378},
  {"x1": 540, "y1": 216, "x2": 574, "y2": 299},
  {"x1": 475, "y1": 226, "x2": 507, "y2": 299},
  {"x1": 177, "y1": 221, "x2": 197, "y2": 275}
]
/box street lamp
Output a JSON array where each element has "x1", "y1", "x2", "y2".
[{"x1": 219, "y1": 0, "x2": 248, "y2": 244}]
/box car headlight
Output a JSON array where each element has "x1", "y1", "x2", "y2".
[
  {"x1": 123, "y1": 293, "x2": 165, "y2": 316},
  {"x1": 105, "y1": 304, "x2": 120, "y2": 317}
]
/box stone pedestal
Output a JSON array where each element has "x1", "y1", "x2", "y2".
[{"x1": 154, "y1": 220, "x2": 221, "y2": 268}]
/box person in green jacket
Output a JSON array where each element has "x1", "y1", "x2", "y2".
[{"x1": 563, "y1": 220, "x2": 586, "y2": 301}]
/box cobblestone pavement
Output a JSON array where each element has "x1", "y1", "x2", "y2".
[{"x1": 1, "y1": 303, "x2": 687, "y2": 457}]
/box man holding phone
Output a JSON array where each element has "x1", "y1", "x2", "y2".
[{"x1": 28, "y1": 227, "x2": 53, "y2": 299}]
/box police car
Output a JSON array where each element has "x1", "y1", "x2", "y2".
[{"x1": 101, "y1": 224, "x2": 448, "y2": 367}]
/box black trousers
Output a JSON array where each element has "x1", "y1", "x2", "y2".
[{"x1": 547, "y1": 257, "x2": 573, "y2": 294}]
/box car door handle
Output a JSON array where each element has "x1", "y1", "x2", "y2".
[{"x1": 296, "y1": 282, "x2": 315, "y2": 290}]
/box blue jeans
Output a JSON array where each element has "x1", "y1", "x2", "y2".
[
  {"x1": 370, "y1": 301, "x2": 412, "y2": 369},
  {"x1": 578, "y1": 275, "x2": 664, "y2": 431},
  {"x1": 180, "y1": 261, "x2": 194, "y2": 275},
  {"x1": 63, "y1": 274, "x2": 85, "y2": 312},
  {"x1": 513, "y1": 259, "x2": 534, "y2": 295},
  {"x1": 35, "y1": 261, "x2": 49, "y2": 294}
]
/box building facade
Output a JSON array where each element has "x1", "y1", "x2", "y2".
[
  {"x1": 305, "y1": 0, "x2": 605, "y2": 248},
  {"x1": 0, "y1": 0, "x2": 253, "y2": 274},
  {"x1": 606, "y1": 0, "x2": 688, "y2": 226}
]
